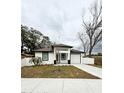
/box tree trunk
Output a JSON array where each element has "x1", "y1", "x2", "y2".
[
  {"x1": 84, "y1": 52, "x2": 86, "y2": 57},
  {"x1": 89, "y1": 37, "x2": 92, "y2": 57},
  {"x1": 89, "y1": 50, "x2": 91, "y2": 57},
  {"x1": 89, "y1": 47, "x2": 93, "y2": 57},
  {"x1": 21, "y1": 41, "x2": 24, "y2": 53}
]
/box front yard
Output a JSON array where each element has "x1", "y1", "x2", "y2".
[{"x1": 21, "y1": 65, "x2": 100, "y2": 79}]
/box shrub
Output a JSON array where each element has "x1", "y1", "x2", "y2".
[{"x1": 29, "y1": 57, "x2": 42, "y2": 65}]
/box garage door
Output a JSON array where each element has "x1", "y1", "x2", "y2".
[{"x1": 71, "y1": 54, "x2": 80, "y2": 64}]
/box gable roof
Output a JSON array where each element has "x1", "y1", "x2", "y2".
[
  {"x1": 33, "y1": 44, "x2": 84, "y2": 52},
  {"x1": 71, "y1": 49, "x2": 84, "y2": 53},
  {"x1": 52, "y1": 44, "x2": 73, "y2": 48},
  {"x1": 33, "y1": 47, "x2": 53, "y2": 52}
]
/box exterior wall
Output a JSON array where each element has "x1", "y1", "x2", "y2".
[
  {"x1": 42, "y1": 53, "x2": 54, "y2": 64},
  {"x1": 71, "y1": 54, "x2": 81, "y2": 64},
  {"x1": 81, "y1": 58, "x2": 94, "y2": 64},
  {"x1": 35, "y1": 52, "x2": 54, "y2": 64},
  {"x1": 35, "y1": 52, "x2": 42, "y2": 58}
]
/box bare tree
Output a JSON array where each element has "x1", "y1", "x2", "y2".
[
  {"x1": 78, "y1": 32, "x2": 89, "y2": 56},
  {"x1": 79, "y1": 1, "x2": 102, "y2": 57}
]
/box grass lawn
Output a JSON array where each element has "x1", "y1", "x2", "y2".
[
  {"x1": 88, "y1": 64, "x2": 102, "y2": 68},
  {"x1": 21, "y1": 65, "x2": 100, "y2": 79}
]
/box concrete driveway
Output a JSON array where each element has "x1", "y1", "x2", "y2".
[
  {"x1": 21, "y1": 78, "x2": 101, "y2": 93},
  {"x1": 73, "y1": 64, "x2": 102, "y2": 78}
]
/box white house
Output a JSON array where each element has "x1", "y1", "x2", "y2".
[{"x1": 33, "y1": 44, "x2": 84, "y2": 64}]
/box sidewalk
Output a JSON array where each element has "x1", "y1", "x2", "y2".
[
  {"x1": 21, "y1": 78, "x2": 101, "y2": 93},
  {"x1": 72, "y1": 64, "x2": 102, "y2": 78}
]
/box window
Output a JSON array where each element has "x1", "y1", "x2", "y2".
[
  {"x1": 42, "y1": 52, "x2": 49, "y2": 61},
  {"x1": 61, "y1": 53, "x2": 66, "y2": 60}
]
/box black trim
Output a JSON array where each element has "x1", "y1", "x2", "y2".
[
  {"x1": 71, "y1": 49, "x2": 84, "y2": 53},
  {"x1": 52, "y1": 44, "x2": 73, "y2": 48},
  {"x1": 54, "y1": 46, "x2": 72, "y2": 48},
  {"x1": 71, "y1": 52, "x2": 83, "y2": 54},
  {"x1": 54, "y1": 60, "x2": 56, "y2": 64},
  {"x1": 68, "y1": 60, "x2": 70, "y2": 64}
]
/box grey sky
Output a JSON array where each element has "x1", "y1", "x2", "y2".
[{"x1": 21, "y1": 0, "x2": 101, "y2": 53}]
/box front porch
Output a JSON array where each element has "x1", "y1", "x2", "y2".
[
  {"x1": 53, "y1": 47, "x2": 71, "y2": 64},
  {"x1": 56, "y1": 53, "x2": 70, "y2": 64}
]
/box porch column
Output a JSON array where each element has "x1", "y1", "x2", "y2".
[
  {"x1": 54, "y1": 48, "x2": 56, "y2": 64},
  {"x1": 68, "y1": 48, "x2": 71, "y2": 64}
]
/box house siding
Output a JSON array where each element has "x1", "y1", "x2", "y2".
[
  {"x1": 35, "y1": 48, "x2": 84, "y2": 64},
  {"x1": 35, "y1": 52, "x2": 54, "y2": 64}
]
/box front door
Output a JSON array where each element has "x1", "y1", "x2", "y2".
[
  {"x1": 56, "y1": 53, "x2": 68, "y2": 64},
  {"x1": 60, "y1": 53, "x2": 68, "y2": 64}
]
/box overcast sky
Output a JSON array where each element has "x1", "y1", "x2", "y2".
[{"x1": 21, "y1": 0, "x2": 101, "y2": 53}]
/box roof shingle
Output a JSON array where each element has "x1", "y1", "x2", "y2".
[
  {"x1": 33, "y1": 47, "x2": 53, "y2": 52},
  {"x1": 52, "y1": 44, "x2": 73, "y2": 48}
]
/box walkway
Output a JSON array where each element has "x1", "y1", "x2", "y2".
[
  {"x1": 21, "y1": 78, "x2": 101, "y2": 93},
  {"x1": 73, "y1": 64, "x2": 102, "y2": 78}
]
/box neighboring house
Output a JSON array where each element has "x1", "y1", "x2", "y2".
[
  {"x1": 21, "y1": 53, "x2": 34, "y2": 67},
  {"x1": 33, "y1": 44, "x2": 84, "y2": 64},
  {"x1": 21, "y1": 53, "x2": 34, "y2": 59}
]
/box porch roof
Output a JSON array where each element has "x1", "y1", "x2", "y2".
[
  {"x1": 52, "y1": 44, "x2": 73, "y2": 48},
  {"x1": 71, "y1": 49, "x2": 84, "y2": 53}
]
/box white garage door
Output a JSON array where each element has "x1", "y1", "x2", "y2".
[{"x1": 71, "y1": 54, "x2": 81, "y2": 64}]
